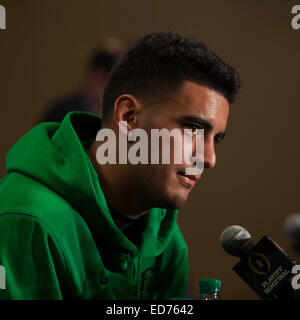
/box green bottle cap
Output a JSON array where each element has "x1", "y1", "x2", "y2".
[{"x1": 199, "y1": 278, "x2": 221, "y2": 293}]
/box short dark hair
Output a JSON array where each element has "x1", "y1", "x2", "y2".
[{"x1": 102, "y1": 32, "x2": 241, "y2": 120}]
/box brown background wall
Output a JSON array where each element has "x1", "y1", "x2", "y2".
[{"x1": 0, "y1": 0, "x2": 300, "y2": 300}]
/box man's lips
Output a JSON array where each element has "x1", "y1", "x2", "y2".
[{"x1": 176, "y1": 171, "x2": 201, "y2": 186}]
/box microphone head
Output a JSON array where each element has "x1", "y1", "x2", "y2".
[
  {"x1": 220, "y1": 225, "x2": 253, "y2": 257},
  {"x1": 284, "y1": 213, "x2": 300, "y2": 238}
]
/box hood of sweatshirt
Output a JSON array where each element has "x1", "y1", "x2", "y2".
[{"x1": 5, "y1": 112, "x2": 178, "y2": 264}]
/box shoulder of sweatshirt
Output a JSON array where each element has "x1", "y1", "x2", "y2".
[{"x1": 0, "y1": 171, "x2": 86, "y2": 238}]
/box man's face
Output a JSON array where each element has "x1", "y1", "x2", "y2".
[{"x1": 130, "y1": 80, "x2": 230, "y2": 210}]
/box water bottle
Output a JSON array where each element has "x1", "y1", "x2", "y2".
[{"x1": 199, "y1": 278, "x2": 221, "y2": 300}]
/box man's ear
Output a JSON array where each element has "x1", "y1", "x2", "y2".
[{"x1": 113, "y1": 94, "x2": 142, "y2": 135}]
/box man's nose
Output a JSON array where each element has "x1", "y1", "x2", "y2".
[{"x1": 204, "y1": 139, "x2": 216, "y2": 169}]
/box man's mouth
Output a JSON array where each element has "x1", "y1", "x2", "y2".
[{"x1": 176, "y1": 170, "x2": 201, "y2": 187}]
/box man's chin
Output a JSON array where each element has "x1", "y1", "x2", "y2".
[{"x1": 156, "y1": 192, "x2": 189, "y2": 210}]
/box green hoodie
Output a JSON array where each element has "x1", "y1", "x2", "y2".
[{"x1": 0, "y1": 112, "x2": 188, "y2": 300}]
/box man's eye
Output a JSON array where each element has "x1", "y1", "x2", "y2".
[
  {"x1": 214, "y1": 136, "x2": 222, "y2": 144},
  {"x1": 190, "y1": 125, "x2": 198, "y2": 133},
  {"x1": 184, "y1": 124, "x2": 202, "y2": 135}
]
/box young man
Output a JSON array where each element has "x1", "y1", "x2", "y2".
[{"x1": 0, "y1": 32, "x2": 240, "y2": 299}]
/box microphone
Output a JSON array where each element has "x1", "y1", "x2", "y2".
[
  {"x1": 284, "y1": 213, "x2": 300, "y2": 255},
  {"x1": 220, "y1": 225, "x2": 254, "y2": 257},
  {"x1": 221, "y1": 225, "x2": 297, "y2": 300}
]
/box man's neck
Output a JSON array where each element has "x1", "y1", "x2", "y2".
[{"x1": 86, "y1": 140, "x2": 150, "y2": 220}]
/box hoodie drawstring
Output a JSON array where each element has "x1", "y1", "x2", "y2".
[
  {"x1": 127, "y1": 253, "x2": 141, "y2": 300},
  {"x1": 137, "y1": 256, "x2": 141, "y2": 300}
]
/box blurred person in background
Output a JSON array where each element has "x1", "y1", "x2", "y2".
[{"x1": 40, "y1": 37, "x2": 127, "y2": 122}]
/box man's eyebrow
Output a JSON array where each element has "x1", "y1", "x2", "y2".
[
  {"x1": 182, "y1": 115, "x2": 226, "y2": 140},
  {"x1": 181, "y1": 115, "x2": 213, "y2": 130}
]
